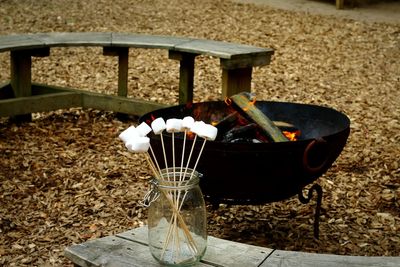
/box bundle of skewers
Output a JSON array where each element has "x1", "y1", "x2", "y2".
[{"x1": 119, "y1": 116, "x2": 217, "y2": 264}]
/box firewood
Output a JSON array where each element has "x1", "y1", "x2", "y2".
[
  {"x1": 229, "y1": 92, "x2": 289, "y2": 142},
  {"x1": 222, "y1": 123, "x2": 259, "y2": 142}
]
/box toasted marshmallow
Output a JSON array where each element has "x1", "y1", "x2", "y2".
[
  {"x1": 182, "y1": 116, "x2": 195, "y2": 131},
  {"x1": 166, "y1": 118, "x2": 183, "y2": 133},
  {"x1": 151, "y1": 117, "x2": 166, "y2": 135},
  {"x1": 126, "y1": 136, "x2": 150, "y2": 153},
  {"x1": 118, "y1": 126, "x2": 139, "y2": 143},
  {"x1": 136, "y1": 122, "x2": 152, "y2": 137},
  {"x1": 198, "y1": 124, "x2": 218, "y2": 141}
]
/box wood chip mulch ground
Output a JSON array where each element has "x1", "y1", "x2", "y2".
[{"x1": 0, "y1": 0, "x2": 399, "y2": 266}]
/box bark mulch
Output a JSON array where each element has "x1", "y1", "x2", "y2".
[{"x1": 0, "y1": 0, "x2": 399, "y2": 265}]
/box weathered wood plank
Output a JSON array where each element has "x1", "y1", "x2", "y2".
[
  {"x1": 81, "y1": 92, "x2": 168, "y2": 116},
  {"x1": 31, "y1": 83, "x2": 168, "y2": 116},
  {"x1": 65, "y1": 235, "x2": 162, "y2": 267},
  {"x1": 220, "y1": 51, "x2": 273, "y2": 69},
  {"x1": 32, "y1": 32, "x2": 113, "y2": 47},
  {"x1": 0, "y1": 92, "x2": 82, "y2": 117},
  {"x1": 117, "y1": 226, "x2": 273, "y2": 267},
  {"x1": 66, "y1": 226, "x2": 400, "y2": 267},
  {"x1": 111, "y1": 33, "x2": 191, "y2": 49},
  {"x1": 0, "y1": 34, "x2": 46, "y2": 52},
  {"x1": 31, "y1": 83, "x2": 72, "y2": 95},
  {"x1": 262, "y1": 249, "x2": 400, "y2": 267},
  {"x1": 174, "y1": 39, "x2": 272, "y2": 60},
  {"x1": 65, "y1": 235, "x2": 212, "y2": 267}
]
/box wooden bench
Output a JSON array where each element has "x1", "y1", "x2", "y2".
[
  {"x1": 64, "y1": 226, "x2": 400, "y2": 267},
  {"x1": 0, "y1": 32, "x2": 273, "y2": 119}
]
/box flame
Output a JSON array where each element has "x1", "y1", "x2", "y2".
[
  {"x1": 250, "y1": 96, "x2": 256, "y2": 105},
  {"x1": 282, "y1": 130, "x2": 301, "y2": 141}
]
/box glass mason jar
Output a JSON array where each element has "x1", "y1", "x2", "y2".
[{"x1": 147, "y1": 167, "x2": 207, "y2": 266}]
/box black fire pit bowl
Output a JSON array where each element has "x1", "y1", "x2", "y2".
[{"x1": 140, "y1": 101, "x2": 350, "y2": 205}]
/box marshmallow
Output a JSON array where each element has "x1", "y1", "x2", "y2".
[
  {"x1": 182, "y1": 116, "x2": 195, "y2": 131},
  {"x1": 136, "y1": 122, "x2": 152, "y2": 137},
  {"x1": 198, "y1": 124, "x2": 218, "y2": 141},
  {"x1": 190, "y1": 121, "x2": 206, "y2": 135},
  {"x1": 118, "y1": 126, "x2": 140, "y2": 143},
  {"x1": 126, "y1": 136, "x2": 150, "y2": 153},
  {"x1": 151, "y1": 117, "x2": 166, "y2": 135},
  {"x1": 166, "y1": 118, "x2": 183, "y2": 133}
]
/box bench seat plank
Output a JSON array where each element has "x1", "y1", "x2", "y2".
[
  {"x1": 174, "y1": 39, "x2": 273, "y2": 61},
  {"x1": 65, "y1": 226, "x2": 400, "y2": 267},
  {"x1": 32, "y1": 32, "x2": 113, "y2": 47},
  {"x1": 64, "y1": 235, "x2": 182, "y2": 267},
  {"x1": 65, "y1": 226, "x2": 272, "y2": 267},
  {"x1": 111, "y1": 32, "x2": 192, "y2": 50},
  {"x1": 0, "y1": 33, "x2": 273, "y2": 62},
  {"x1": 0, "y1": 34, "x2": 46, "y2": 52},
  {"x1": 262, "y1": 249, "x2": 400, "y2": 267},
  {"x1": 117, "y1": 226, "x2": 273, "y2": 267}
]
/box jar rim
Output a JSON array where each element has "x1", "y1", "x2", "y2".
[{"x1": 152, "y1": 167, "x2": 202, "y2": 190}]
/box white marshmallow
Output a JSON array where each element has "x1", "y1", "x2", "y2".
[
  {"x1": 151, "y1": 117, "x2": 166, "y2": 135},
  {"x1": 118, "y1": 126, "x2": 140, "y2": 143},
  {"x1": 182, "y1": 116, "x2": 195, "y2": 131},
  {"x1": 166, "y1": 118, "x2": 183, "y2": 133},
  {"x1": 126, "y1": 136, "x2": 150, "y2": 153},
  {"x1": 198, "y1": 124, "x2": 218, "y2": 141},
  {"x1": 190, "y1": 121, "x2": 206, "y2": 135},
  {"x1": 136, "y1": 122, "x2": 152, "y2": 137}
]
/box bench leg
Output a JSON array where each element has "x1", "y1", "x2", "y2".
[
  {"x1": 221, "y1": 67, "x2": 252, "y2": 98},
  {"x1": 10, "y1": 51, "x2": 33, "y2": 121},
  {"x1": 336, "y1": 0, "x2": 344, "y2": 9},
  {"x1": 103, "y1": 47, "x2": 129, "y2": 97},
  {"x1": 169, "y1": 51, "x2": 196, "y2": 105},
  {"x1": 117, "y1": 48, "x2": 129, "y2": 98},
  {"x1": 9, "y1": 48, "x2": 50, "y2": 121},
  {"x1": 178, "y1": 54, "x2": 195, "y2": 105}
]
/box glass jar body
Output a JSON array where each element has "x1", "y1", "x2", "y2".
[{"x1": 148, "y1": 168, "x2": 207, "y2": 266}]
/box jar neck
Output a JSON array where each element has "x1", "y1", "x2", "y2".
[{"x1": 153, "y1": 167, "x2": 201, "y2": 190}]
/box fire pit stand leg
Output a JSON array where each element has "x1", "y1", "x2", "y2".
[{"x1": 298, "y1": 183, "x2": 322, "y2": 239}]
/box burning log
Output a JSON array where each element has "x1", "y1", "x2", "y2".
[
  {"x1": 214, "y1": 111, "x2": 239, "y2": 134},
  {"x1": 229, "y1": 92, "x2": 289, "y2": 142}
]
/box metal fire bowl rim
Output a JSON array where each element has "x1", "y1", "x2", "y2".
[{"x1": 140, "y1": 100, "x2": 351, "y2": 148}]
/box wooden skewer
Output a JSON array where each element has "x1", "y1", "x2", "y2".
[
  {"x1": 149, "y1": 145, "x2": 163, "y2": 178},
  {"x1": 179, "y1": 130, "x2": 188, "y2": 181},
  {"x1": 159, "y1": 133, "x2": 170, "y2": 180},
  {"x1": 190, "y1": 138, "x2": 207, "y2": 179},
  {"x1": 171, "y1": 132, "x2": 176, "y2": 186},
  {"x1": 183, "y1": 134, "x2": 197, "y2": 179}
]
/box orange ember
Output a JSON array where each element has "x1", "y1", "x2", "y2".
[{"x1": 282, "y1": 130, "x2": 301, "y2": 141}]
